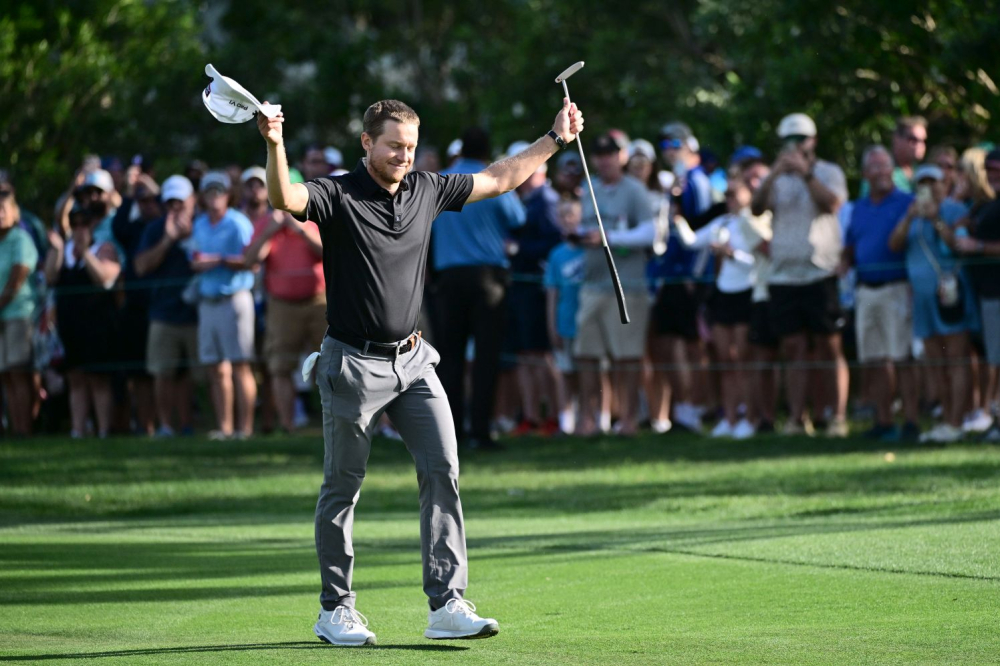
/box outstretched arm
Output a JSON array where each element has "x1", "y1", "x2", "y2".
[
  {"x1": 257, "y1": 103, "x2": 309, "y2": 217},
  {"x1": 467, "y1": 99, "x2": 584, "y2": 204}
]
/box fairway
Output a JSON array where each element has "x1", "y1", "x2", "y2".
[{"x1": 2, "y1": 432, "x2": 999, "y2": 665}]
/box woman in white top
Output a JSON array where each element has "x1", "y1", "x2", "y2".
[{"x1": 675, "y1": 177, "x2": 768, "y2": 438}]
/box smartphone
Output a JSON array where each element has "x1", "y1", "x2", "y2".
[{"x1": 916, "y1": 184, "x2": 932, "y2": 205}]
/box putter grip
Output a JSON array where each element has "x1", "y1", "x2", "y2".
[{"x1": 603, "y1": 245, "x2": 630, "y2": 325}]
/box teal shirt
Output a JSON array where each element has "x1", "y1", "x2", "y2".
[
  {"x1": 858, "y1": 166, "x2": 914, "y2": 198},
  {"x1": 0, "y1": 227, "x2": 39, "y2": 320}
]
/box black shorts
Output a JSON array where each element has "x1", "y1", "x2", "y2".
[
  {"x1": 708, "y1": 288, "x2": 752, "y2": 326},
  {"x1": 768, "y1": 276, "x2": 844, "y2": 338},
  {"x1": 748, "y1": 301, "x2": 779, "y2": 348},
  {"x1": 651, "y1": 282, "x2": 700, "y2": 340},
  {"x1": 507, "y1": 281, "x2": 550, "y2": 353}
]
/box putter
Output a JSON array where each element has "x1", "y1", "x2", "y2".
[{"x1": 555, "y1": 61, "x2": 630, "y2": 325}]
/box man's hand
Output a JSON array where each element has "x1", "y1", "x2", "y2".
[
  {"x1": 552, "y1": 98, "x2": 584, "y2": 144},
  {"x1": 257, "y1": 102, "x2": 285, "y2": 146},
  {"x1": 579, "y1": 229, "x2": 603, "y2": 248},
  {"x1": 954, "y1": 236, "x2": 983, "y2": 254},
  {"x1": 775, "y1": 150, "x2": 809, "y2": 176}
]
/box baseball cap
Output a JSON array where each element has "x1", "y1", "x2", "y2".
[
  {"x1": 628, "y1": 139, "x2": 656, "y2": 161},
  {"x1": 592, "y1": 132, "x2": 627, "y2": 155},
  {"x1": 777, "y1": 113, "x2": 817, "y2": 138},
  {"x1": 913, "y1": 164, "x2": 944, "y2": 183},
  {"x1": 323, "y1": 147, "x2": 343, "y2": 168},
  {"x1": 199, "y1": 170, "x2": 232, "y2": 192},
  {"x1": 557, "y1": 151, "x2": 583, "y2": 174},
  {"x1": 161, "y1": 175, "x2": 194, "y2": 202},
  {"x1": 446, "y1": 139, "x2": 463, "y2": 159},
  {"x1": 202, "y1": 63, "x2": 281, "y2": 124},
  {"x1": 730, "y1": 146, "x2": 764, "y2": 165},
  {"x1": 241, "y1": 166, "x2": 267, "y2": 184},
  {"x1": 659, "y1": 121, "x2": 700, "y2": 152},
  {"x1": 78, "y1": 169, "x2": 114, "y2": 193}
]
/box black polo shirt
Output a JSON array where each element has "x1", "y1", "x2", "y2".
[{"x1": 294, "y1": 159, "x2": 474, "y2": 342}]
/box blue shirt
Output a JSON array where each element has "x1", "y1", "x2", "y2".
[
  {"x1": 191, "y1": 208, "x2": 254, "y2": 298},
  {"x1": 136, "y1": 218, "x2": 198, "y2": 325},
  {"x1": 510, "y1": 184, "x2": 561, "y2": 275},
  {"x1": 845, "y1": 189, "x2": 912, "y2": 284},
  {"x1": 432, "y1": 158, "x2": 525, "y2": 270},
  {"x1": 543, "y1": 242, "x2": 586, "y2": 339},
  {"x1": 905, "y1": 199, "x2": 967, "y2": 295},
  {"x1": 648, "y1": 165, "x2": 715, "y2": 285}
]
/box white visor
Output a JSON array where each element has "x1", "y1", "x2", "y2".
[{"x1": 202, "y1": 63, "x2": 281, "y2": 124}]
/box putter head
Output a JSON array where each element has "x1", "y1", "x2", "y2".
[{"x1": 555, "y1": 61, "x2": 585, "y2": 83}]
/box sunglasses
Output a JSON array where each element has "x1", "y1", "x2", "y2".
[
  {"x1": 902, "y1": 133, "x2": 926, "y2": 144},
  {"x1": 660, "y1": 139, "x2": 683, "y2": 150},
  {"x1": 0, "y1": 189, "x2": 12, "y2": 198}
]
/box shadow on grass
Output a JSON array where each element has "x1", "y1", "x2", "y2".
[
  {"x1": 3, "y1": 509, "x2": 997, "y2": 608},
  {"x1": 0, "y1": 641, "x2": 467, "y2": 661}
]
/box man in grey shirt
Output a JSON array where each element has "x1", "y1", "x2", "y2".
[
  {"x1": 752, "y1": 113, "x2": 849, "y2": 437},
  {"x1": 576, "y1": 132, "x2": 654, "y2": 436}
]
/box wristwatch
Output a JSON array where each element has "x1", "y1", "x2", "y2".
[{"x1": 547, "y1": 130, "x2": 567, "y2": 150}]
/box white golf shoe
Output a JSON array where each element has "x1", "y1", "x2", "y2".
[
  {"x1": 424, "y1": 599, "x2": 499, "y2": 640},
  {"x1": 314, "y1": 607, "x2": 377, "y2": 647}
]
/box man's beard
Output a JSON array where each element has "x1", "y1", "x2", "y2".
[{"x1": 371, "y1": 156, "x2": 409, "y2": 184}]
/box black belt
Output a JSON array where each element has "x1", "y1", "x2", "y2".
[
  {"x1": 327, "y1": 329, "x2": 421, "y2": 359},
  {"x1": 859, "y1": 279, "x2": 907, "y2": 289}
]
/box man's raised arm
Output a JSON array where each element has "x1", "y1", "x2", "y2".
[
  {"x1": 468, "y1": 99, "x2": 584, "y2": 204},
  {"x1": 257, "y1": 103, "x2": 310, "y2": 217}
]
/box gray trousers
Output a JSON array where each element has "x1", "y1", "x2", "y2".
[{"x1": 315, "y1": 335, "x2": 467, "y2": 611}]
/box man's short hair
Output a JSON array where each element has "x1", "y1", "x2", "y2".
[
  {"x1": 862, "y1": 144, "x2": 894, "y2": 170},
  {"x1": 895, "y1": 116, "x2": 928, "y2": 135},
  {"x1": 363, "y1": 100, "x2": 420, "y2": 141}
]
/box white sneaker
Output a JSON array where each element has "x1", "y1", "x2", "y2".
[
  {"x1": 651, "y1": 418, "x2": 672, "y2": 434},
  {"x1": 314, "y1": 607, "x2": 377, "y2": 647},
  {"x1": 424, "y1": 599, "x2": 499, "y2": 640},
  {"x1": 962, "y1": 409, "x2": 993, "y2": 434},
  {"x1": 919, "y1": 423, "x2": 963, "y2": 443},
  {"x1": 674, "y1": 402, "x2": 702, "y2": 432},
  {"x1": 732, "y1": 419, "x2": 756, "y2": 440},
  {"x1": 710, "y1": 419, "x2": 734, "y2": 438}
]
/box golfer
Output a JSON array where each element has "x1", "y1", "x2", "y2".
[{"x1": 257, "y1": 97, "x2": 583, "y2": 646}]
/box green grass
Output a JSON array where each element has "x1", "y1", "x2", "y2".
[{"x1": 1, "y1": 430, "x2": 999, "y2": 664}]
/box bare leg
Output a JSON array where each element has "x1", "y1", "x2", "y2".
[
  {"x1": 177, "y1": 373, "x2": 194, "y2": 431},
  {"x1": 67, "y1": 371, "x2": 90, "y2": 436},
  {"x1": 898, "y1": 361, "x2": 920, "y2": 424},
  {"x1": 868, "y1": 360, "x2": 894, "y2": 426},
  {"x1": 232, "y1": 361, "x2": 257, "y2": 436},
  {"x1": 576, "y1": 358, "x2": 602, "y2": 435},
  {"x1": 132, "y1": 376, "x2": 156, "y2": 435},
  {"x1": 613, "y1": 358, "x2": 642, "y2": 435},
  {"x1": 941, "y1": 334, "x2": 970, "y2": 427},
  {"x1": 781, "y1": 333, "x2": 810, "y2": 423},
  {"x1": 154, "y1": 375, "x2": 176, "y2": 431},
  {"x1": 646, "y1": 336, "x2": 673, "y2": 424},
  {"x1": 516, "y1": 356, "x2": 541, "y2": 424},
  {"x1": 271, "y1": 372, "x2": 296, "y2": 431},
  {"x1": 208, "y1": 361, "x2": 234, "y2": 434},
  {"x1": 89, "y1": 374, "x2": 114, "y2": 437}
]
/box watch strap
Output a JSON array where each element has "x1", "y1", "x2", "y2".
[{"x1": 547, "y1": 130, "x2": 566, "y2": 150}]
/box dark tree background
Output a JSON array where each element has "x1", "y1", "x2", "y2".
[{"x1": 3, "y1": 0, "x2": 999, "y2": 219}]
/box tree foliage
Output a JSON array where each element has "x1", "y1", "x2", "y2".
[{"x1": 3, "y1": 0, "x2": 999, "y2": 218}]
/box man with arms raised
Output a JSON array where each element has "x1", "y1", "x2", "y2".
[{"x1": 257, "y1": 97, "x2": 583, "y2": 646}]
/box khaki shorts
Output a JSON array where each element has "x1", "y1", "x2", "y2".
[
  {"x1": 573, "y1": 287, "x2": 651, "y2": 360},
  {"x1": 856, "y1": 282, "x2": 912, "y2": 362},
  {"x1": 147, "y1": 321, "x2": 200, "y2": 376},
  {"x1": 264, "y1": 294, "x2": 328, "y2": 374},
  {"x1": 0, "y1": 318, "x2": 32, "y2": 372}
]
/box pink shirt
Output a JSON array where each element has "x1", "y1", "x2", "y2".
[{"x1": 251, "y1": 213, "x2": 325, "y2": 301}]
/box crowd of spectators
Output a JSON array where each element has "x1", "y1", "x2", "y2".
[{"x1": 1, "y1": 113, "x2": 998, "y2": 445}]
